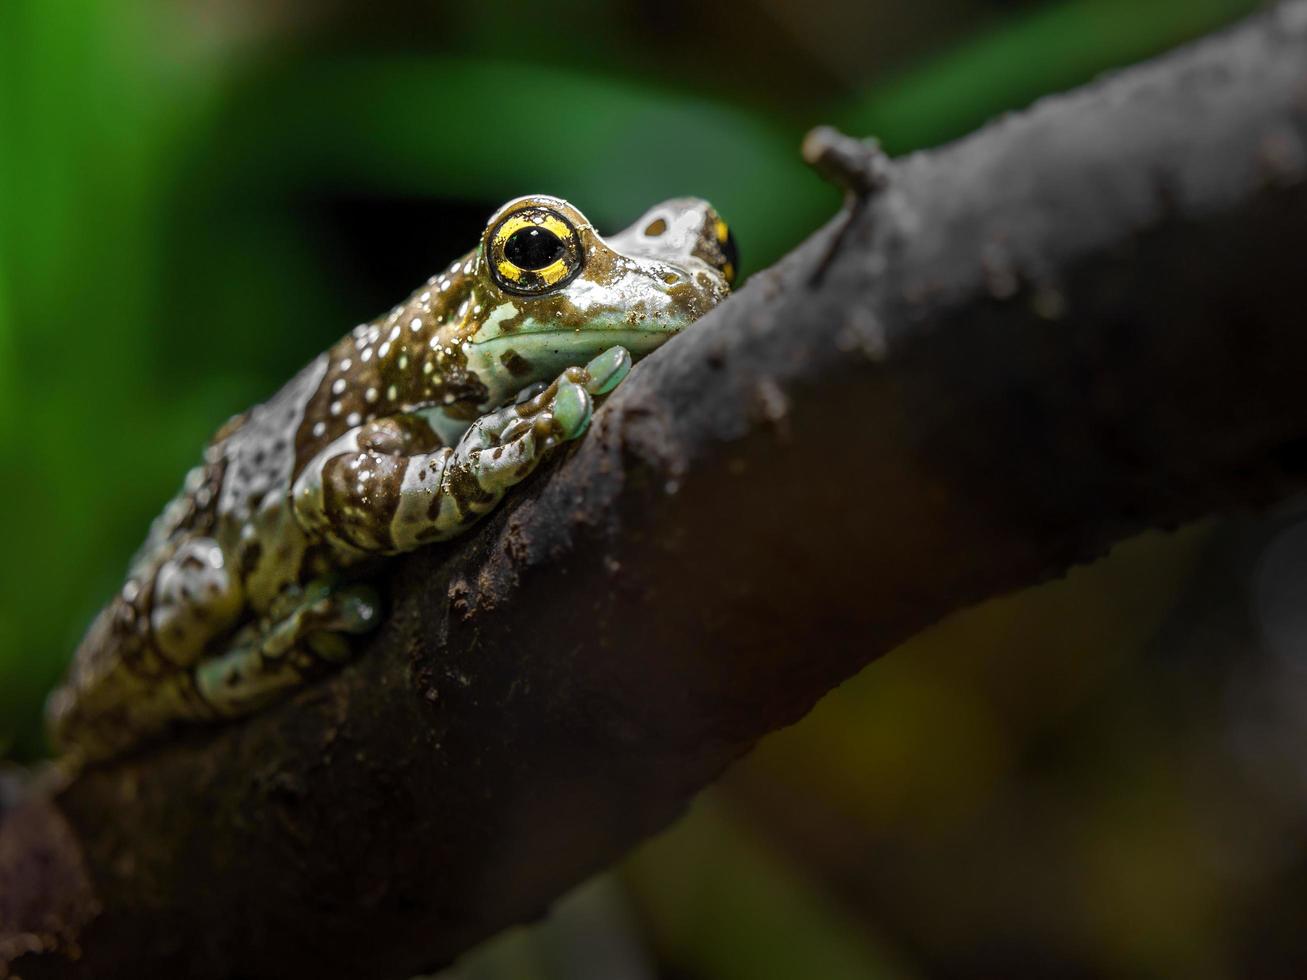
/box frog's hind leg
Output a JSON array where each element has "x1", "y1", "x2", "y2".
[
  {"x1": 46, "y1": 535, "x2": 247, "y2": 762},
  {"x1": 194, "y1": 581, "x2": 380, "y2": 717},
  {"x1": 151, "y1": 536, "x2": 245, "y2": 666}
]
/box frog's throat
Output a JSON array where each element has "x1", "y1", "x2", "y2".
[{"x1": 464, "y1": 326, "x2": 682, "y2": 408}]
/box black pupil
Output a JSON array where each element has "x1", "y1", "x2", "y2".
[{"x1": 505, "y1": 227, "x2": 565, "y2": 270}]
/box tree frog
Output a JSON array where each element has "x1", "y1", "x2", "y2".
[{"x1": 47, "y1": 195, "x2": 737, "y2": 764}]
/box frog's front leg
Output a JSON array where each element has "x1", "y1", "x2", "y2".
[
  {"x1": 292, "y1": 346, "x2": 631, "y2": 553},
  {"x1": 190, "y1": 350, "x2": 630, "y2": 717}
]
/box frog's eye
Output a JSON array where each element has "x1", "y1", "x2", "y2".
[
  {"x1": 487, "y1": 206, "x2": 584, "y2": 296},
  {"x1": 718, "y1": 220, "x2": 740, "y2": 287}
]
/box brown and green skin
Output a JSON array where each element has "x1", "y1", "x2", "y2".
[{"x1": 46, "y1": 194, "x2": 735, "y2": 764}]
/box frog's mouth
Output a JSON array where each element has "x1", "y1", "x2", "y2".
[
  {"x1": 465, "y1": 325, "x2": 685, "y2": 408},
  {"x1": 473, "y1": 325, "x2": 681, "y2": 358}
]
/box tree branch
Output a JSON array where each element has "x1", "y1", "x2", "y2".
[{"x1": 6, "y1": 4, "x2": 1307, "y2": 976}]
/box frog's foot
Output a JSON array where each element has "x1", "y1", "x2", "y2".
[
  {"x1": 476, "y1": 344, "x2": 631, "y2": 469},
  {"x1": 428, "y1": 345, "x2": 631, "y2": 524},
  {"x1": 194, "y1": 581, "x2": 380, "y2": 717},
  {"x1": 510, "y1": 345, "x2": 630, "y2": 405}
]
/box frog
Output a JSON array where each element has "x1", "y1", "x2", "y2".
[{"x1": 46, "y1": 194, "x2": 737, "y2": 765}]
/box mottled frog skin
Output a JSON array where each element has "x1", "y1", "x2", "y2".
[{"x1": 48, "y1": 195, "x2": 736, "y2": 763}]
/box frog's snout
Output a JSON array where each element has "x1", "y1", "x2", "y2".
[{"x1": 613, "y1": 197, "x2": 739, "y2": 289}]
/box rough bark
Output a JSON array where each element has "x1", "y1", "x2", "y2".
[{"x1": 5, "y1": 4, "x2": 1307, "y2": 977}]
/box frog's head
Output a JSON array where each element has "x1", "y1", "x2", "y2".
[{"x1": 463, "y1": 194, "x2": 736, "y2": 405}]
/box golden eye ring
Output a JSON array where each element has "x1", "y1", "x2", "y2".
[{"x1": 486, "y1": 206, "x2": 584, "y2": 296}]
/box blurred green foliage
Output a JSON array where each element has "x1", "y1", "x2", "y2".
[
  {"x1": 0, "y1": 0, "x2": 1280, "y2": 976},
  {"x1": 840, "y1": 0, "x2": 1263, "y2": 150}
]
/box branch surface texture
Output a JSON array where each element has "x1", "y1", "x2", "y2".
[{"x1": 5, "y1": 5, "x2": 1307, "y2": 977}]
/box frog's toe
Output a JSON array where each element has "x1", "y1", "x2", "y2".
[
  {"x1": 321, "y1": 584, "x2": 381, "y2": 635},
  {"x1": 550, "y1": 380, "x2": 593, "y2": 441},
  {"x1": 584, "y1": 345, "x2": 632, "y2": 396},
  {"x1": 513, "y1": 380, "x2": 550, "y2": 405}
]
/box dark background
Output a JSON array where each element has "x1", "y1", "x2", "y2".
[{"x1": 8, "y1": 1, "x2": 1307, "y2": 977}]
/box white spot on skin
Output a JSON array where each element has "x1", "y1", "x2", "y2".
[
  {"x1": 347, "y1": 412, "x2": 362, "y2": 426},
  {"x1": 387, "y1": 385, "x2": 398, "y2": 401},
  {"x1": 379, "y1": 342, "x2": 391, "y2": 359},
  {"x1": 339, "y1": 358, "x2": 352, "y2": 372},
  {"x1": 330, "y1": 401, "x2": 343, "y2": 416},
  {"x1": 331, "y1": 378, "x2": 347, "y2": 395},
  {"x1": 365, "y1": 387, "x2": 379, "y2": 404},
  {"x1": 410, "y1": 317, "x2": 423, "y2": 333},
  {"x1": 423, "y1": 361, "x2": 434, "y2": 375},
  {"x1": 312, "y1": 421, "x2": 327, "y2": 437},
  {"x1": 389, "y1": 326, "x2": 401, "y2": 342},
  {"x1": 361, "y1": 348, "x2": 373, "y2": 363},
  {"x1": 398, "y1": 354, "x2": 409, "y2": 370},
  {"x1": 463, "y1": 261, "x2": 473, "y2": 275},
  {"x1": 470, "y1": 301, "x2": 520, "y2": 344}
]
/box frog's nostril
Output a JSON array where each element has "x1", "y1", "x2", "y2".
[{"x1": 644, "y1": 217, "x2": 668, "y2": 237}]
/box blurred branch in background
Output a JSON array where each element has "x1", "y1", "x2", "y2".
[{"x1": 4, "y1": 4, "x2": 1306, "y2": 976}]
